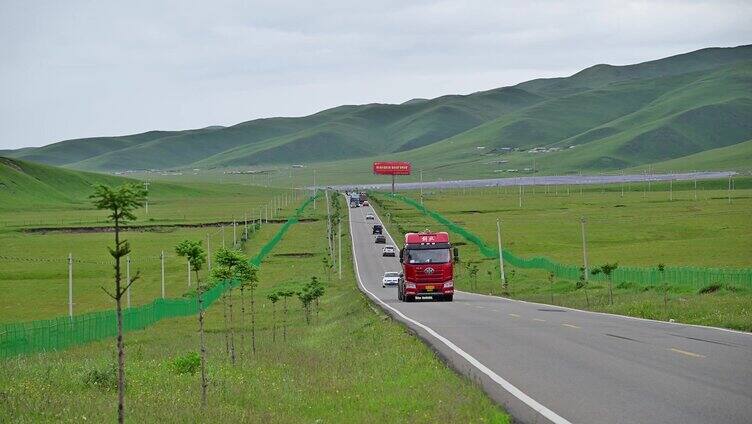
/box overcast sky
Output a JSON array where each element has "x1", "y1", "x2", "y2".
[{"x1": 1, "y1": 1, "x2": 750, "y2": 150}]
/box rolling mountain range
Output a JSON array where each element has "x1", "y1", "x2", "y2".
[{"x1": 4, "y1": 44, "x2": 752, "y2": 174}]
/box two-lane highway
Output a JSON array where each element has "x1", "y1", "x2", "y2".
[{"x1": 347, "y1": 201, "x2": 752, "y2": 423}]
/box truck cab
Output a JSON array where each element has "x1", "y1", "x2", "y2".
[{"x1": 398, "y1": 231, "x2": 457, "y2": 302}]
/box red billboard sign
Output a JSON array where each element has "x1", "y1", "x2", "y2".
[{"x1": 373, "y1": 161, "x2": 412, "y2": 175}]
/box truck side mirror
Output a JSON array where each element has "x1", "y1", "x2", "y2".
[
  {"x1": 399, "y1": 249, "x2": 404, "y2": 263},
  {"x1": 453, "y1": 247, "x2": 459, "y2": 263}
]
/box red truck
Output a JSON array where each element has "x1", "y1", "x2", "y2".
[{"x1": 398, "y1": 231, "x2": 458, "y2": 302}]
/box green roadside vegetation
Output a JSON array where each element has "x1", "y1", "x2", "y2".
[
  {"x1": 0, "y1": 167, "x2": 508, "y2": 421},
  {"x1": 371, "y1": 178, "x2": 752, "y2": 331}
]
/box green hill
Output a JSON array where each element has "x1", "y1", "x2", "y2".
[
  {"x1": 635, "y1": 139, "x2": 752, "y2": 172},
  {"x1": 0, "y1": 157, "x2": 130, "y2": 209},
  {"x1": 0, "y1": 157, "x2": 200, "y2": 211},
  {"x1": 5, "y1": 44, "x2": 752, "y2": 175}
]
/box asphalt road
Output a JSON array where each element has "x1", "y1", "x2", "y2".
[
  {"x1": 347, "y1": 202, "x2": 752, "y2": 424},
  {"x1": 329, "y1": 171, "x2": 734, "y2": 192}
]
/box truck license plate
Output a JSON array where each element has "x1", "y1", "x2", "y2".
[{"x1": 425, "y1": 286, "x2": 434, "y2": 292}]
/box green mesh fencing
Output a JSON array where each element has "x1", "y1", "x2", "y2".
[
  {"x1": 0, "y1": 194, "x2": 318, "y2": 358},
  {"x1": 386, "y1": 193, "x2": 752, "y2": 289}
]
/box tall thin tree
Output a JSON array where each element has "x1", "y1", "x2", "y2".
[
  {"x1": 267, "y1": 292, "x2": 280, "y2": 342},
  {"x1": 175, "y1": 240, "x2": 208, "y2": 406},
  {"x1": 211, "y1": 248, "x2": 256, "y2": 359},
  {"x1": 90, "y1": 183, "x2": 146, "y2": 424}
]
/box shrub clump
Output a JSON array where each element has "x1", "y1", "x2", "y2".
[
  {"x1": 82, "y1": 363, "x2": 117, "y2": 390},
  {"x1": 170, "y1": 352, "x2": 201, "y2": 375}
]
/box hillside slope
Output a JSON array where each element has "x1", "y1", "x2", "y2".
[
  {"x1": 6, "y1": 44, "x2": 752, "y2": 174},
  {"x1": 0, "y1": 157, "x2": 130, "y2": 209},
  {"x1": 0, "y1": 157, "x2": 199, "y2": 211}
]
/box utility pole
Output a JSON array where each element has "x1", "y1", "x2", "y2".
[
  {"x1": 143, "y1": 180, "x2": 150, "y2": 215},
  {"x1": 265, "y1": 205, "x2": 268, "y2": 223},
  {"x1": 126, "y1": 255, "x2": 131, "y2": 308},
  {"x1": 670, "y1": 179, "x2": 673, "y2": 201},
  {"x1": 206, "y1": 233, "x2": 211, "y2": 273},
  {"x1": 222, "y1": 225, "x2": 225, "y2": 248},
  {"x1": 313, "y1": 169, "x2": 317, "y2": 211},
  {"x1": 518, "y1": 185, "x2": 522, "y2": 208},
  {"x1": 233, "y1": 220, "x2": 237, "y2": 248},
  {"x1": 68, "y1": 253, "x2": 73, "y2": 318},
  {"x1": 325, "y1": 190, "x2": 333, "y2": 259},
  {"x1": 160, "y1": 250, "x2": 165, "y2": 299},
  {"x1": 420, "y1": 169, "x2": 424, "y2": 205},
  {"x1": 187, "y1": 258, "x2": 192, "y2": 287},
  {"x1": 694, "y1": 177, "x2": 698, "y2": 201},
  {"x1": 496, "y1": 219, "x2": 506, "y2": 290},
  {"x1": 338, "y1": 219, "x2": 342, "y2": 280},
  {"x1": 580, "y1": 217, "x2": 589, "y2": 281},
  {"x1": 728, "y1": 175, "x2": 732, "y2": 204},
  {"x1": 244, "y1": 212, "x2": 248, "y2": 240}
]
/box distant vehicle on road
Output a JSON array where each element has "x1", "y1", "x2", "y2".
[
  {"x1": 365, "y1": 214, "x2": 375, "y2": 220},
  {"x1": 382, "y1": 271, "x2": 400, "y2": 287},
  {"x1": 362, "y1": 200, "x2": 369, "y2": 206},
  {"x1": 349, "y1": 192, "x2": 360, "y2": 208},
  {"x1": 372, "y1": 224, "x2": 383, "y2": 234},
  {"x1": 398, "y1": 231, "x2": 457, "y2": 302},
  {"x1": 375, "y1": 234, "x2": 386, "y2": 244},
  {"x1": 382, "y1": 245, "x2": 396, "y2": 256}
]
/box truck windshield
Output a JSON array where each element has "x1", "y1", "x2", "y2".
[{"x1": 406, "y1": 248, "x2": 450, "y2": 264}]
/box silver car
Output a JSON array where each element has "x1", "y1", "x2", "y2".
[{"x1": 382, "y1": 271, "x2": 400, "y2": 287}]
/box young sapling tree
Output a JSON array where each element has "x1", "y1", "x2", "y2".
[
  {"x1": 592, "y1": 263, "x2": 619, "y2": 305},
  {"x1": 548, "y1": 272, "x2": 555, "y2": 305},
  {"x1": 278, "y1": 289, "x2": 295, "y2": 342},
  {"x1": 267, "y1": 292, "x2": 280, "y2": 342},
  {"x1": 90, "y1": 183, "x2": 146, "y2": 424},
  {"x1": 175, "y1": 240, "x2": 208, "y2": 406}
]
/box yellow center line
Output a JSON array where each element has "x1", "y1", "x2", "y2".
[
  {"x1": 508, "y1": 313, "x2": 521, "y2": 318},
  {"x1": 561, "y1": 323, "x2": 580, "y2": 329},
  {"x1": 669, "y1": 348, "x2": 706, "y2": 358},
  {"x1": 532, "y1": 318, "x2": 546, "y2": 322}
]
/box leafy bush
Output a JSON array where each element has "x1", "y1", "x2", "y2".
[
  {"x1": 170, "y1": 352, "x2": 201, "y2": 375},
  {"x1": 82, "y1": 363, "x2": 117, "y2": 390}
]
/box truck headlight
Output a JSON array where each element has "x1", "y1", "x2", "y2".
[
  {"x1": 406, "y1": 283, "x2": 416, "y2": 289},
  {"x1": 443, "y1": 281, "x2": 454, "y2": 288}
]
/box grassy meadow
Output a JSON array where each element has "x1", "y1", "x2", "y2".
[
  {"x1": 371, "y1": 178, "x2": 752, "y2": 331},
  {"x1": 0, "y1": 160, "x2": 508, "y2": 423}
]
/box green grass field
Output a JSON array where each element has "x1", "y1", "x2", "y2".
[
  {"x1": 1, "y1": 175, "x2": 508, "y2": 421},
  {"x1": 371, "y1": 178, "x2": 752, "y2": 331}
]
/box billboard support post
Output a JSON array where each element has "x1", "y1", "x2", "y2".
[{"x1": 373, "y1": 161, "x2": 411, "y2": 194}]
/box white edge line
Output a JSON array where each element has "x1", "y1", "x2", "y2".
[
  {"x1": 348, "y1": 195, "x2": 572, "y2": 424},
  {"x1": 376, "y1": 194, "x2": 751, "y2": 338}
]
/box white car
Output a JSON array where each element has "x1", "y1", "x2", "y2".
[
  {"x1": 365, "y1": 214, "x2": 375, "y2": 220},
  {"x1": 382, "y1": 271, "x2": 400, "y2": 287},
  {"x1": 382, "y1": 245, "x2": 396, "y2": 257}
]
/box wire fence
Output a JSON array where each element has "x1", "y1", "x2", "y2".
[
  {"x1": 0, "y1": 194, "x2": 317, "y2": 358},
  {"x1": 385, "y1": 193, "x2": 752, "y2": 289}
]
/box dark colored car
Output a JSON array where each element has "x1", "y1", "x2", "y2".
[
  {"x1": 372, "y1": 224, "x2": 383, "y2": 235},
  {"x1": 375, "y1": 235, "x2": 386, "y2": 244}
]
